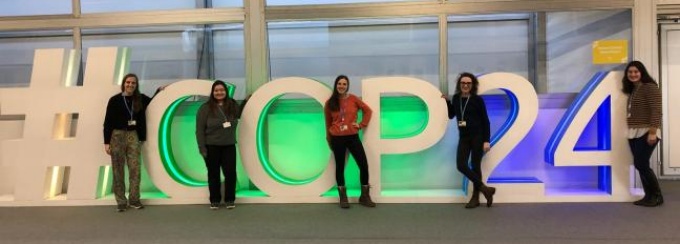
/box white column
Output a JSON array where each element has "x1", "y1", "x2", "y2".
[
  {"x1": 244, "y1": 0, "x2": 270, "y2": 94},
  {"x1": 633, "y1": 0, "x2": 658, "y2": 77}
]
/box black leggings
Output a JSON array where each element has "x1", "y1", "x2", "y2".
[
  {"x1": 330, "y1": 134, "x2": 369, "y2": 186},
  {"x1": 628, "y1": 134, "x2": 662, "y2": 197},
  {"x1": 456, "y1": 134, "x2": 485, "y2": 190}
]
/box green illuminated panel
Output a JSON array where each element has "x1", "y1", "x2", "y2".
[
  {"x1": 257, "y1": 97, "x2": 326, "y2": 185},
  {"x1": 380, "y1": 96, "x2": 463, "y2": 192},
  {"x1": 159, "y1": 96, "x2": 205, "y2": 186},
  {"x1": 380, "y1": 96, "x2": 428, "y2": 139},
  {"x1": 95, "y1": 166, "x2": 111, "y2": 199}
]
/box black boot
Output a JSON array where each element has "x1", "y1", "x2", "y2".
[
  {"x1": 634, "y1": 178, "x2": 652, "y2": 206},
  {"x1": 338, "y1": 186, "x2": 350, "y2": 209},
  {"x1": 359, "y1": 185, "x2": 376, "y2": 207},
  {"x1": 651, "y1": 180, "x2": 663, "y2": 206},
  {"x1": 481, "y1": 185, "x2": 496, "y2": 207},
  {"x1": 636, "y1": 174, "x2": 663, "y2": 207},
  {"x1": 656, "y1": 194, "x2": 664, "y2": 206},
  {"x1": 633, "y1": 195, "x2": 651, "y2": 206},
  {"x1": 465, "y1": 189, "x2": 480, "y2": 209},
  {"x1": 639, "y1": 194, "x2": 664, "y2": 207},
  {"x1": 639, "y1": 196, "x2": 661, "y2": 207}
]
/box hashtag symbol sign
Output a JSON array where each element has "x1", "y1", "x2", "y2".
[{"x1": 1, "y1": 47, "x2": 128, "y2": 203}]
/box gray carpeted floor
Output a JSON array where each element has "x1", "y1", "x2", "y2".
[{"x1": 2, "y1": 181, "x2": 680, "y2": 244}]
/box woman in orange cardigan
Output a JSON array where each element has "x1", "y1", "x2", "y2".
[{"x1": 324, "y1": 75, "x2": 375, "y2": 209}]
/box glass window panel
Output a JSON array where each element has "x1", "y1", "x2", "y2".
[
  {"x1": 0, "y1": 30, "x2": 73, "y2": 87},
  {"x1": 0, "y1": 0, "x2": 71, "y2": 16},
  {"x1": 546, "y1": 10, "x2": 631, "y2": 93},
  {"x1": 213, "y1": 24, "x2": 247, "y2": 99},
  {"x1": 212, "y1": 0, "x2": 243, "y2": 8},
  {"x1": 269, "y1": 17, "x2": 440, "y2": 93},
  {"x1": 82, "y1": 25, "x2": 245, "y2": 98},
  {"x1": 447, "y1": 17, "x2": 530, "y2": 95},
  {"x1": 267, "y1": 0, "x2": 433, "y2": 6},
  {"x1": 81, "y1": 0, "x2": 201, "y2": 13}
]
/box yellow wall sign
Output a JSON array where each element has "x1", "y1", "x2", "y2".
[{"x1": 592, "y1": 40, "x2": 628, "y2": 64}]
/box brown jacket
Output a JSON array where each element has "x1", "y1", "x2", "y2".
[{"x1": 627, "y1": 82, "x2": 661, "y2": 129}]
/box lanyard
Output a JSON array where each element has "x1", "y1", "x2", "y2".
[
  {"x1": 627, "y1": 86, "x2": 639, "y2": 118},
  {"x1": 217, "y1": 104, "x2": 229, "y2": 121},
  {"x1": 339, "y1": 99, "x2": 346, "y2": 122},
  {"x1": 627, "y1": 94, "x2": 632, "y2": 118},
  {"x1": 340, "y1": 108, "x2": 346, "y2": 122},
  {"x1": 122, "y1": 94, "x2": 134, "y2": 120},
  {"x1": 459, "y1": 95, "x2": 471, "y2": 120}
]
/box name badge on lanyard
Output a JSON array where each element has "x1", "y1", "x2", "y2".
[
  {"x1": 339, "y1": 104, "x2": 348, "y2": 131},
  {"x1": 217, "y1": 105, "x2": 232, "y2": 128},
  {"x1": 458, "y1": 120, "x2": 467, "y2": 127},
  {"x1": 123, "y1": 95, "x2": 136, "y2": 126},
  {"x1": 459, "y1": 96, "x2": 471, "y2": 128}
]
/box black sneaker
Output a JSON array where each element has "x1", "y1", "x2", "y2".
[
  {"x1": 129, "y1": 202, "x2": 145, "y2": 209},
  {"x1": 116, "y1": 204, "x2": 127, "y2": 212},
  {"x1": 225, "y1": 201, "x2": 235, "y2": 209},
  {"x1": 210, "y1": 202, "x2": 220, "y2": 210}
]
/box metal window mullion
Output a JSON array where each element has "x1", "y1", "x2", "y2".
[
  {"x1": 72, "y1": 0, "x2": 81, "y2": 18},
  {"x1": 73, "y1": 27, "x2": 81, "y2": 52},
  {"x1": 266, "y1": 2, "x2": 443, "y2": 21},
  {"x1": 72, "y1": 0, "x2": 81, "y2": 84},
  {"x1": 534, "y1": 12, "x2": 548, "y2": 94},
  {"x1": 658, "y1": 4, "x2": 680, "y2": 15},
  {"x1": 197, "y1": 0, "x2": 207, "y2": 9},
  {"x1": 266, "y1": 0, "x2": 634, "y2": 21},
  {"x1": 439, "y1": 14, "x2": 448, "y2": 94},
  {"x1": 527, "y1": 13, "x2": 538, "y2": 93},
  {"x1": 0, "y1": 1, "x2": 634, "y2": 31},
  {"x1": 195, "y1": 26, "x2": 211, "y2": 80},
  {"x1": 206, "y1": 26, "x2": 215, "y2": 80},
  {"x1": 73, "y1": 26, "x2": 83, "y2": 86},
  {"x1": 0, "y1": 8, "x2": 244, "y2": 31}
]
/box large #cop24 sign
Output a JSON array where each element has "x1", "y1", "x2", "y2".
[{"x1": 0, "y1": 47, "x2": 637, "y2": 205}]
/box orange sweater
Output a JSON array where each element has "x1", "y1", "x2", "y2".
[{"x1": 324, "y1": 94, "x2": 373, "y2": 137}]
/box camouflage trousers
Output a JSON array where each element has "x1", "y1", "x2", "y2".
[{"x1": 110, "y1": 130, "x2": 141, "y2": 205}]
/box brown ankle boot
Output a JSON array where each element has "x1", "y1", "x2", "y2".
[
  {"x1": 481, "y1": 185, "x2": 496, "y2": 207},
  {"x1": 338, "y1": 186, "x2": 350, "y2": 209},
  {"x1": 359, "y1": 185, "x2": 376, "y2": 207},
  {"x1": 465, "y1": 190, "x2": 480, "y2": 209}
]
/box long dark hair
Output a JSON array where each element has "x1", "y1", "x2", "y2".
[
  {"x1": 120, "y1": 73, "x2": 143, "y2": 113},
  {"x1": 326, "y1": 75, "x2": 349, "y2": 112},
  {"x1": 454, "y1": 72, "x2": 479, "y2": 95},
  {"x1": 208, "y1": 80, "x2": 239, "y2": 120},
  {"x1": 622, "y1": 61, "x2": 656, "y2": 95}
]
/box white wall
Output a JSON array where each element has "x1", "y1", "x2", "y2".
[{"x1": 0, "y1": 120, "x2": 23, "y2": 197}]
